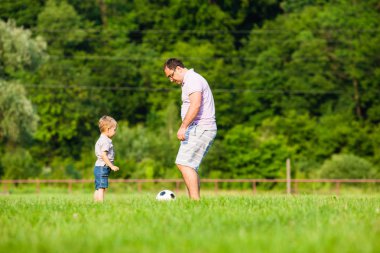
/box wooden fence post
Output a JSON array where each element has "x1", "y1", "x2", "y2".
[{"x1": 286, "y1": 158, "x2": 291, "y2": 195}]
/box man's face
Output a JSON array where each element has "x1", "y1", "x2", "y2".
[{"x1": 164, "y1": 66, "x2": 181, "y2": 84}]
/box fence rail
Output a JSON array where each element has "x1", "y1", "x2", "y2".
[{"x1": 1, "y1": 179, "x2": 380, "y2": 195}]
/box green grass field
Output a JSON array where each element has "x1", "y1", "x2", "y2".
[{"x1": 0, "y1": 193, "x2": 379, "y2": 253}]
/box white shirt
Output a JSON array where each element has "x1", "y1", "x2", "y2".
[
  {"x1": 94, "y1": 134, "x2": 114, "y2": 166},
  {"x1": 181, "y1": 69, "x2": 217, "y2": 130}
]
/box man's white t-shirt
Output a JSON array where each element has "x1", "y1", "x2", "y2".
[{"x1": 181, "y1": 69, "x2": 217, "y2": 130}]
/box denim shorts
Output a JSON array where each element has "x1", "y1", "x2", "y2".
[{"x1": 94, "y1": 166, "x2": 111, "y2": 190}]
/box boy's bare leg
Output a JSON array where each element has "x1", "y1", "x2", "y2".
[
  {"x1": 94, "y1": 188, "x2": 105, "y2": 202},
  {"x1": 98, "y1": 188, "x2": 105, "y2": 201},
  {"x1": 176, "y1": 164, "x2": 200, "y2": 200}
]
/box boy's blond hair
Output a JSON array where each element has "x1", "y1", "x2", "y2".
[{"x1": 98, "y1": 115, "x2": 117, "y2": 133}]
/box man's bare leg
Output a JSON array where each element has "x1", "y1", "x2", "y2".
[{"x1": 177, "y1": 164, "x2": 200, "y2": 200}]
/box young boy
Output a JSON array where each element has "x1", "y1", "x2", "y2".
[{"x1": 94, "y1": 115, "x2": 119, "y2": 202}]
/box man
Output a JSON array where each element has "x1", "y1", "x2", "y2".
[{"x1": 163, "y1": 58, "x2": 217, "y2": 200}]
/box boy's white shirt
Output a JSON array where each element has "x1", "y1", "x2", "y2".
[{"x1": 94, "y1": 133, "x2": 114, "y2": 166}]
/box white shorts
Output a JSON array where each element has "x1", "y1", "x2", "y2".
[{"x1": 175, "y1": 124, "x2": 217, "y2": 172}]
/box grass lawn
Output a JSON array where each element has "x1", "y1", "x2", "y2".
[{"x1": 0, "y1": 193, "x2": 379, "y2": 253}]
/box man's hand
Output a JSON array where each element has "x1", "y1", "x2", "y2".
[
  {"x1": 177, "y1": 127, "x2": 187, "y2": 141},
  {"x1": 178, "y1": 92, "x2": 200, "y2": 141}
]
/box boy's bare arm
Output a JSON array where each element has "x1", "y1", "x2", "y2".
[{"x1": 101, "y1": 151, "x2": 119, "y2": 171}]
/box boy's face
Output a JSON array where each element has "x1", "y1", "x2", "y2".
[{"x1": 105, "y1": 125, "x2": 117, "y2": 138}]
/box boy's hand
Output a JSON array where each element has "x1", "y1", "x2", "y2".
[{"x1": 110, "y1": 165, "x2": 119, "y2": 171}]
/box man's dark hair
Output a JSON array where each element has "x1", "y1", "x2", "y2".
[{"x1": 163, "y1": 58, "x2": 185, "y2": 71}]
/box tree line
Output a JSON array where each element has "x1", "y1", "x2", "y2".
[{"x1": 0, "y1": 0, "x2": 379, "y2": 181}]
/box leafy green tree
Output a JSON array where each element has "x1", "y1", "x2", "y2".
[
  {"x1": 0, "y1": 19, "x2": 46, "y2": 78},
  {"x1": 258, "y1": 111, "x2": 318, "y2": 176},
  {"x1": 1, "y1": 148, "x2": 39, "y2": 179},
  {"x1": 0, "y1": 0, "x2": 45, "y2": 28},
  {"x1": 37, "y1": 0, "x2": 88, "y2": 52},
  {"x1": 314, "y1": 113, "x2": 374, "y2": 160},
  {"x1": 211, "y1": 124, "x2": 293, "y2": 179},
  {"x1": 320, "y1": 154, "x2": 376, "y2": 179},
  {"x1": 29, "y1": 0, "x2": 102, "y2": 160},
  {"x1": 239, "y1": 0, "x2": 380, "y2": 122},
  {"x1": 68, "y1": 0, "x2": 105, "y2": 26},
  {"x1": 280, "y1": 0, "x2": 328, "y2": 13},
  {"x1": 253, "y1": 111, "x2": 376, "y2": 178},
  {"x1": 1, "y1": 0, "x2": 380, "y2": 181},
  {"x1": 0, "y1": 80, "x2": 38, "y2": 144},
  {"x1": 0, "y1": 19, "x2": 46, "y2": 178},
  {"x1": 0, "y1": 19, "x2": 45, "y2": 144},
  {"x1": 129, "y1": 0, "x2": 236, "y2": 53},
  {"x1": 112, "y1": 121, "x2": 179, "y2": 179},
  {"x1": 370, "y1": 126, "x2": 380, "y2": 167}
]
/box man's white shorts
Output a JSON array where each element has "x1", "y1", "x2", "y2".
[{"x1": 175, "y1": 124, "x2": 217, "y2": 172}]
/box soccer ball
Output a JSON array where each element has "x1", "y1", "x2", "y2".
[{"x1": 156, "y1": 189, "x2": 176, "y2": 201}]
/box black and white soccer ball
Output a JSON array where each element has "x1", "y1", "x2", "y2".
[{"x1": 156, "y1": 189, "x2": 176, "y2": 201}]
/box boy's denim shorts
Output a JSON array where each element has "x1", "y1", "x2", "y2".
[{"x1": 94, "y1": 166, "x2": 111, "y2": 190}]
